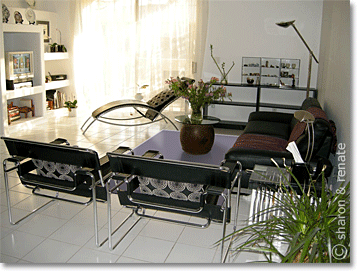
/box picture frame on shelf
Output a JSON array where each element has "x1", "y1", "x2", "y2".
[{"x1": 36, "y1": 20, "x2": 50, "y2": 42}]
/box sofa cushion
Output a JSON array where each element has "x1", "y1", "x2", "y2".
[
  {"x1": 288, "y1": 106, "x2": 329, "y2": 143},
  {"x1": 248, "y1": 111, "x2": 294, "y2": 124},
  {"x1": 301, "y1": 97, "x2": 322, "y2": 110},
  {"x1": 232, "y1": 134, "x2": 288, "y2": 151},
  {"x1": 243, "y1": 120, "x2": 291, "y2": 140}
]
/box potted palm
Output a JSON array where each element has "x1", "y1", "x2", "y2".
[
  {"x1": 64, "y1": 100, "x2": 77, "y2": 117},
  {"x1": 222, "y1": 164, "x2": 350, "y2": 263}
]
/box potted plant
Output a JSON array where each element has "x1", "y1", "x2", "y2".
[
  {"x1": 49, "y1": 42, "x2": 67, "y2": 52},
  {"x1": 166, "y1": 77, "x2": 232, "y2": 124},
  {"x1": 49, "y1": 42, "x2": 58, "y2": 52},
  {"x1": 221, "y1": 164, "x2": 350, "y2": 263},
  {"x1": 64, "y1": 100, "x2": 77, "y2": 117}
]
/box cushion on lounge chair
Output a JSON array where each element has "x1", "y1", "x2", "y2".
[{"x1": 145, "y1": 89, "x2": 177, "y2": 120}]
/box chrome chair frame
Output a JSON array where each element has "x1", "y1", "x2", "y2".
[
  {"x1": 104, "y1": 151, "x2": 242, "y2": 263},
  {"x1": 1, "y1": 137, "x2": 131, "y2": 247}
]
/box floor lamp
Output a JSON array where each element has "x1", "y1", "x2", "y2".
[
  {"x1": 276, "y1": 20, "x2": 319, "y2": 98},
  {"x1": 294, "y1": 110, "x2": 315, "y2": 162}
]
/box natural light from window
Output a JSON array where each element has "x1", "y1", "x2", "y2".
[{"x1": 73, "y1": 0, "x2": 199, "y2": 112}]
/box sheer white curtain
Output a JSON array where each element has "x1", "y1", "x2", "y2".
[{"x1": 74, "y1": 0, "x2": 207, "y2": 111}]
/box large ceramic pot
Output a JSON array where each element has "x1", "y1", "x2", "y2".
[{"x1": 180, "y1": 123, "x2": 215, "y2": 155}]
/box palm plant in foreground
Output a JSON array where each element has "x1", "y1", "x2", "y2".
[{"x1": 224, "y1": 164, "x2": 350, "y2": 263}]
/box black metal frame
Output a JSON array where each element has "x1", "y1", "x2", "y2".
[
  {"x1": 81, "y1": 77, "x2": 195, "y2": 135},
  {"x1": 105, "y1": 151, "x2": 242, "y2": 263},
  {"x1": 81, "y1": 99, "x2": 179, "y2": 135}
]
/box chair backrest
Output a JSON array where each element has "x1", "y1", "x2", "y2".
[
  {"x1": 145, "y1": 89, "x2": 178, "y2": 120},
  {"x1": 145, "y1": 77, "x2": 195, "y2": 121},
  {"x1": 2, "y1": 137, "x2": 101, "y2": 171},
  {"x1": 107, "y1": 152, "x2": 232, "y2": 189}
]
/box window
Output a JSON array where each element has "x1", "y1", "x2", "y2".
[{"x1": 74, "y1": 0, "x2": 202, "y2": 111}]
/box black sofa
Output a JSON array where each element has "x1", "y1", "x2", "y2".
[{"x1": 225, "y1": 97, "x2": 336, "y2": 188}]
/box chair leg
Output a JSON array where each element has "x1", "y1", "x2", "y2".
[
  {"x1": 91, "y1": 173, "x2": 102, "y2": 247},
  {"x1": 32, "y1": 187, "x2": 93, "y2": 206},
  {"x1": 105, "y1": 181, "x2": 142, "y2": 250},
  {"x1": 109, "y1": 208, "x2": 141, "y2": 250},
  {"x1": 3, "y1": 160, "x2": 55, "y2": 225},
  {"x1": 220, "y1": 193, "x2": 228, "y2": 263},
  {"x1": 81, "y1": 117, "x2": 97, "y2": 135},
  {"x1": 221, "y1": 170, "x2": 242, "y2": 263}
]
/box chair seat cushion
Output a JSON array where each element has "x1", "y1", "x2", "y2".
[{"x1": 243, "y1": 120, "x2": 291, "y2": 140}]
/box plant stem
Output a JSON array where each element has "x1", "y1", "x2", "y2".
[
  {"x1": 226, "y1": 61, "x2": 236, "y2": 76},
  {"x1": 210, "y1": 45, "x2": 225, "y2": 78}
]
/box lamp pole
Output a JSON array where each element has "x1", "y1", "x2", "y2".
[{"x1": 276, "y1": 20, "x2": 319, "y2": 98}]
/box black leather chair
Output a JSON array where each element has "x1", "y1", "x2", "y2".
[
  {"x1": 1, "y1": 136, "x2": 130, "y2": 247},
  {"x1": 80, "y1": 78, "x2": 195, "y2": 135},
  {"x1": 105, "y1": 151, "x2": 242, "y2": 263}
]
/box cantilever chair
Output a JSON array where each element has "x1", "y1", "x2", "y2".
[
  {"x1": 105, "y1": 151, "x2": 242, "y2": 263},
  {"x1": 81, "y1": 77, "x2": 195, "y2": 135},
  {"x1": 1, "y1": 136, "x2": 131, "y2": 247}
]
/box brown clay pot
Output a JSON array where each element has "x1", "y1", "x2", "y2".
[{"x1": 180, "y1": 124, "x2": 215, "y2": 155}]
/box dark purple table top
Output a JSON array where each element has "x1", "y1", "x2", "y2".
[{"x1": 132, "y1": 130, "x2": 238, "y2": 165}]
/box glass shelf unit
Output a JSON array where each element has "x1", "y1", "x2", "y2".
[{"x1": 242, "y1": 57, "x2": 300, "y2": 87}]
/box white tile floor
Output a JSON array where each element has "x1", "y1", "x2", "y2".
[{"x1": 0, "y1": 106, "x2": 261, "y2": 264}]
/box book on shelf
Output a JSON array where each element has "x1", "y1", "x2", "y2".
[
  {"x1": 9, "y1": 115, "x2": 21, "y2": 122},
  {"x1": 53, "y1": 90, "x2": 66, "y2": 109}
]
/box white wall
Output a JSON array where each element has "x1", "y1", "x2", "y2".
[
  {"x1": 202, "y1": 0, "x2": 323, "y2": 88},
  {"x1": 317, "y1": 0, "x2": 350, "y2": 186}
]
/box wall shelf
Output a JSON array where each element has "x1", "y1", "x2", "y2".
[
  {"x1": 204, "y1": 83, "x2": 317, "y2": 129},
  {"x1": 6, "y1": 86, "x2": 43, "y2": 100},
  {"x1": 44, "y1": 52, "x2": 69, "y2": 61},
  {"x1": 45, "y1": 80, "x2": 70, "y2": 90},
  {"x1": 2, "y1": 24, "x2": 43, "y2": 33}
]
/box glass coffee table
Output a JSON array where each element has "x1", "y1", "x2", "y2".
[
  {"x1": 132, "y1": 130, "x2": 238, "y2": 165},
  {"x1": 174, "y1": 115, "x2": 221, "y2": 125}
]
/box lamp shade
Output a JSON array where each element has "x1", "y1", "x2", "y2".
[
  {"x1": 294, "y1": 110, "x2": 315, "y2": 122},
  {"x1": 276, "y1": 20, "x2": 295, "y2": 28}
]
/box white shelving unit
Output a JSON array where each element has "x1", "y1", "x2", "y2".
[
  {"x1": 1, "y1": 24, "x2": 45, "y2": 129},
  {"x1": 6, "y1": 86, "x2": 44, "y2": 100},
  {"x1": 44, "y1": 52, "x2": 69, "y2": 61},
  {"x1": 44, "y1": 52, "x2": 70, "y2": 110},
  {"x1": 45, "y1": 80, "x2": 70, "y2": 90}
]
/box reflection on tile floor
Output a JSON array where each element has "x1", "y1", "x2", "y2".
[{"x1": 0, "y1": 106, "x2": 263, "y2": 264}]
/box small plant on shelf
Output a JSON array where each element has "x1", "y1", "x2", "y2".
[{"x1": 64, "y1": 100, "x2": 77, "y2": 112}]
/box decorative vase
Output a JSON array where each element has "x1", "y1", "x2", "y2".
[
  {"x1": 180, "y1": 123, "x2": 215, "y2": 155},
  {"x1": 220, "y1": 75, "x2": 228, "y2": 85},
  {"x1": 190, "y1": 105, "x2": 203, "y2": 124},
  {"x1": 68, "y1": 108, "x2": 77, "y2": 117},
  {"x1": 134, "y1": 92, "x2": 144, "y2": 101}
]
